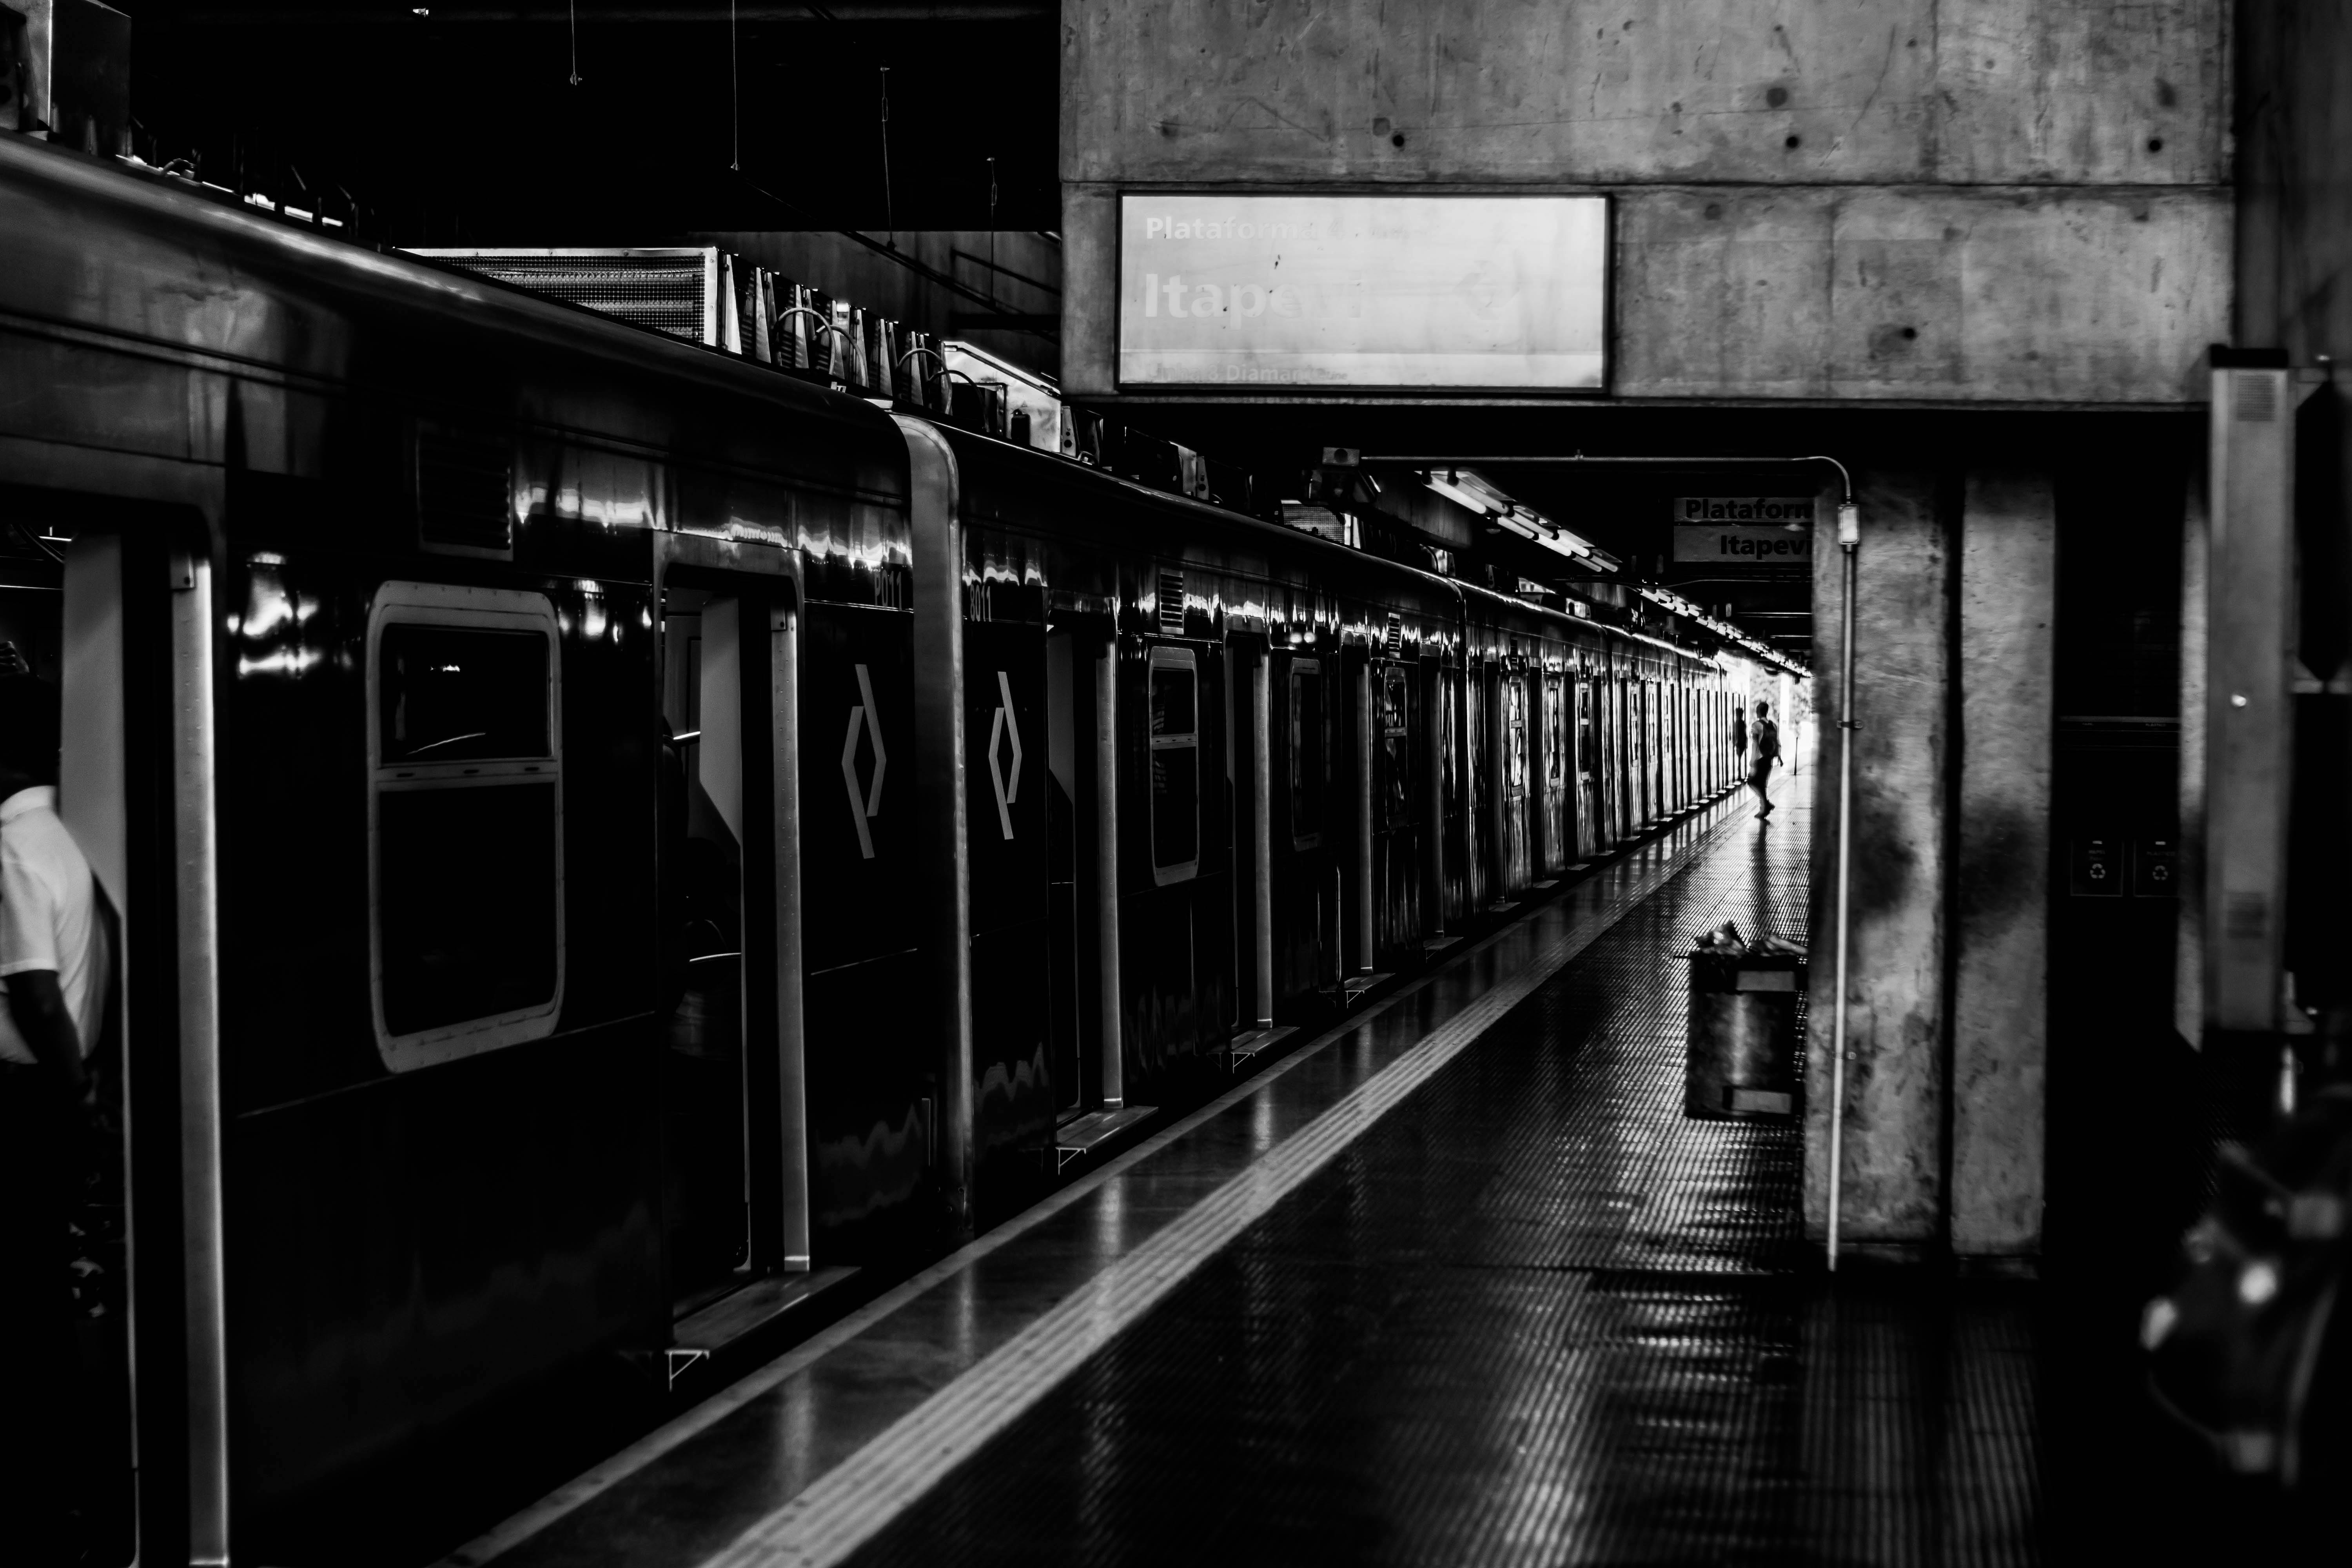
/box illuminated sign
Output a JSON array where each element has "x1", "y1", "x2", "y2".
[
  {"x1": 1116, "y1": 194, "x2": 1607, "y2": 390},
  {"x1": 1673, "y1": 497, "x2": 1816, "y2": 524},
  {"x1": 1672, "y1": 526, "x2": 1813, "y2": 563}
]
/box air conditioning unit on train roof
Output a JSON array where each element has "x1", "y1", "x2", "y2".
[
  {"x1": 4, "y1": 0, "x2": 130, "y2": 152},
  {"x1": 940, "y1": 339, "x2": 1062, "y2": 456},
  {"x1": 403, "y1": 247, "x2": 723, "y2": 345}
]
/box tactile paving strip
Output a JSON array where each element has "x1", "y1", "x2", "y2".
[{"x1": 842, "y1": 783, "x2": 2043, "y2": 1567}]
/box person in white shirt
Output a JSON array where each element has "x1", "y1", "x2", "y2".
[{"x1": 0, "y1": 672, "x2": 105, "y2": 1559}]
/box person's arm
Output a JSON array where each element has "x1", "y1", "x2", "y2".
[{"x1": 5, "y1": 968, "x2": 87, "y2": 1106}]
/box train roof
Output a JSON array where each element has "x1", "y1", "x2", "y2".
[
  {"x1": 924, "y1": 418, "x2": 1720, "y2": 665},
  {"x1": 0, "y1": 134, "x2": 907, "y2": 494}
]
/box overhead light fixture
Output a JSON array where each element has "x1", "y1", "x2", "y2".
[{"x1": 1416, "y1": 468, "x2": 1617, "y2": 572}]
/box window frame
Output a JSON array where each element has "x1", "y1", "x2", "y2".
[
  {"x1": 1145, "y1": 643, "x2": 1200, "y2": 886},
  {"x1": 365, "y1": 581, "x2": 566, "y2": 1072}
]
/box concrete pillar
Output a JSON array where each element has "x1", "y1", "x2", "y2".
[
  {"x1": 1805, "y1": 470, "x2": 1950, "y2": 1258},
  {"x1": 1949, "y1": 471, "x2": 2055, "y2": 1262}
]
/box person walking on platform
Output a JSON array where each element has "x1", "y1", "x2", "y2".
[
  {"x1": 1731, "y1": 704, "x2": 1748, "y2": 775},
  {"x1": 1748, "y1": 701, "x2": 1780, "y2": 821},
  {"x1": 0, "y1": 673, "x2": 106, "y2": 1563}
]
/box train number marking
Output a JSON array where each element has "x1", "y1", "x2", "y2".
[
  {"x1": 986, "y1": 670, "x2": 1024, "y2": 841},
  {"x1": 840, "y1": 662, "x2": 887, "y2": 859}
]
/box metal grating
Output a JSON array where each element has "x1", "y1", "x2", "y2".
[
  {"x1": 417, "y1": 250, "x2": 711, "y2": 340},
  {"x1": 1385, "y1": 612, "x2": 1403, "y2": 657},
  {"x1": 415, "y1": 427, "x2": 512, "y2": 555},
  {"x1": 1158, "y1": 570, "x2": 1186, "y2": 637}
]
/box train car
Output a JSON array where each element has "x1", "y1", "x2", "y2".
[
  {"x1": 0, "y1": 132, "x2": 1757, "y2": 1561},
  {"x1": 0, "y1": 132, "x2": 925, "y2": 1560}
]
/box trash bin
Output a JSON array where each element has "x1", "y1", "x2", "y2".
[{"x1": 1685, "y1": 924, "x2": 1805, "y2": 1120}]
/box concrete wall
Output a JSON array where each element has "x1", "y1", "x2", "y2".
[
  {"x1": 1064, "y1": 1, "x2": 2226, "y2": 187},
  {"x1": 1061, "y1": 0, "x2": 2233, "y2": 401}
]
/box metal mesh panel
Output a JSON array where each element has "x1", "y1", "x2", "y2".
[{"x1": 423, "y1": 252, "x2": 709, "y2": 340}]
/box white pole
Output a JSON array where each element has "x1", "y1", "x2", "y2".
[{"x1": 1827, "y1": 499, "x2": 1860, "y2": 1272}]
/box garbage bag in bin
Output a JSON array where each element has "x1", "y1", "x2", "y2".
[{"x1": 1686, "y1": 922, "x2": 1805, "y2": 1120}]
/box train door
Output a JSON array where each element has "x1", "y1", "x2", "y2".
[
  {"x1": 1439, "y1": 659, "x2": 1467, "y2": 926},
  {"x1": 1617, "y1": 676, "x2": 1635, "y2": 839},
  {"x1": 1120, "y1": 628, "x2": 1232, "y2": 1090},
  {"x1": 1540, "y1": 670, "x2": 1566, "y2": 876},
  {"x1": 1670, "y1": 682, "x2": 1686, "y2": 811},
  {"x1": 1618, "y1": 672, "x2": 1637, "y2": 832},
  {"x1": 1665, "y1": 682, "x2": 1678, "y2": 810},
  {"x1": 798, "y1": 601, "x2": 922, "y2": 1256},
  {"x1": 1705, "y1": 688, "x2": 1717, "y2": 792},
  {"x1": 1573, "y1": 677, "x2": 1599, "y2": 860},
  {"x1": 1499, "y1": 666, "x2": 1529, "y2": 897},
  {"x1": 1466, "y1": 660, "x2": 1490, "y2": 911},
  {"x1": 658, "y1": 570, "x2": 814, "y2": 1301},
  {"x1": 1044, "y1": 630, "x2": 1085, "y2": 1116},
  {"x1": 1629, "y1": 678, "x2": 1645, "y2": 833},
  {"x1": 1647, "y1": 679, "x2": 1665, "y2": 820},
  {"x1": 1236, "y1": 633, "x2": 1271, "y2": 1030},
  {"x1": 658, "y1": 589, "x2": 753, "y2": 1306},
  {"x1": 1372, "y1": 660, "x2": 1419, "y2": 960},
  {"x1": 1600, "y1": 676, "x2": 1621, "y2": 846},
  {"x1": 13, "y1": 516, "x2": 184, "y2": 1566},
  {"x1": 1346, "y1": 648, "x2": 1373, "y2": 980},
  {"x1": 1669, "y1": 683, "x2": 1684, "y2": 810},
  {"x1": 964, "y1": 617, "x2": 1051, "y2": 1171},
  {"x1": 1627, "y1": 679, "x2": 1647, "y2": 828},
  {"x1": 1270, "y1": 648, "x2": 1330, "y2": 1013}
]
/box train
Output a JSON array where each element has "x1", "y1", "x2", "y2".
[{"x1": 0, "y1": 131, "x2": 1777, "y2": 1560}]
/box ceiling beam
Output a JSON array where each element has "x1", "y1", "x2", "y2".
[{"x1": 176, "y1": 3, "x2": 1048, "y2": 23}]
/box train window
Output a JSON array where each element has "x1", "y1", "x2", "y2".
[
  {"x1": 378, "y1": 624, "x2": 550, "y2": 763},
  {"x1": 1441, "y1": 669, "x2": 1460, "y2": 817},
  {"x1": 1148, "y1": 646, "x2": 1199, "y2": 883},
  {"x1": 1290, "y1": 659, "x2": 1323, "y2": 848},
  {"x1": 1379, "y1": 667, "x2": 1410, "y2": 829},
  {"x1": 1544, "y1": 679, "x2": 1564, "y2": 791},
  {"x1": 1505, "y1": 678, "x2": 1527, "y2": 798},
  {"x1": 367, "y1": 583, "x2": 564, "y2": 1070}
]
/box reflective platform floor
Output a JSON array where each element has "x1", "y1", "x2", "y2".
[{"x1": 441, "y1": 775, "x2": 2221, "y2": 1568}]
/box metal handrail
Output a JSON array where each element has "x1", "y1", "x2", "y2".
[{"x1": 775, "y1": 305, "x2": 855, "y2": 374}]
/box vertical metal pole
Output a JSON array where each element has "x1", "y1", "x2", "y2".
[
  {"x1": 1827, "y1": 505, "x2": 1860, "y2": 1272},
  {"x1": 1094, "y1": 637, "x2": 1124, "y2": 1106},
  {"x1": 172, "y1": 548, "x2": 230, "y2": 1564},
  {"x1": 770, "y1": 598, "x2": 810, "y2": 1270},
  {"x1": 1252, "y1": 649, "x2": 1274, "y2": 1027},
  {"x1": 1356, "y1": 659, "x2": 1374, "y2": 973},
  {"x1": 897, "y1": 417, "x2": 973, "y2": 1236}
]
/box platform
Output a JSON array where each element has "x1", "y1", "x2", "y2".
[{"x1": 444, "y1": 777, "x2": 2053, "y2": 1567}]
